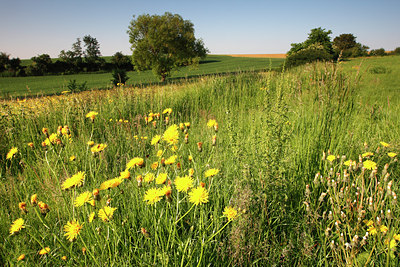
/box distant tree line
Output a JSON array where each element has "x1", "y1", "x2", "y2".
[
  {"x1": 0, "y1": 35, "x2": 133, "y2": 77},
  {"x1": 285, "y1": 28, "x2": 400, "y2": 67}
]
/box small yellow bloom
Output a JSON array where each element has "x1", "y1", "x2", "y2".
[
  {"x1": 205, "y1": 168, "x2": 220, "y2": 178},
  {"x1": 119, "y1": 170, "x2": 130, "y2": 179},
  {"x1": 162, "y1": 125, "x2": 179, "y2": 146},
  {"x1": 17, "y1": 254, "x2": 25, "y2": 261},
  {"x1": 189, "y1": 186, "x2": 209, "y2": 205},
  {"x1": 91, "y1": 143, "x2": 107, "y2": 153},
  {"x1": 156, "y1": 173, "x2": 168, "y2": 184},
  {"x1": 63, "y1": 220, "x2": 84, "y2": 242},
  {"x1": 344, "y1": 160, "x2": 356, "y2": 167},
  {"x1": 157, "y1": 150, "x2": 163, "y2": 157},
  {"x1": 30, "y1": 194, "x2": 38, "y2": 206},
  {"x1": 368, "y1": 226, "x2": 378, "y2": 235},
  {"x1": 99, "y1": 177, "x2": 124, "y2": 190},
  {"x1": 326, "y1": 155, "x2": 336, "y2": 162},
  {"x1": 87, "y1": 140, "x2": 95, "y2": 146},
  {"x1": 62, "y1": 171, "x2": 85, "y2": 190},
  {"x1": 380, "y1": 225, "x2": 388, "y2": 233},
  {"x1": 175, "y1": 176, "x2": 194, "y2": 192},
  {"x1": 98, "y1": 206, "x2": 117, "y2": 222},
  {"x1": 165, "y1": 155, "x2": 177, "y2": 165},
  {"x1": 88, "y1": 212, "x2": 95, "y2": 223},
  {"x1": 6, "y1": 147, "x2": 18, "y2": 160},
  {"x1": 151, "y1": 162, "x2": 159, "y2": 170},
  {"x1": 362, "y1": 152, "x2": 373, "y2": 158},
  {"x1": 207, "y1": 119, "x2": 217, "y2": 128},
  {"x1": 143, "y1": 188, "x2": 164, "y2": 205},
  {"x1": 363, "y1": 160, "x2": 377, "y2": 170},
  {"x1": 144, "y1": 173, "x2": 155, "y2": 183},
  {"x1": 86, "y1": 111, "x2": 98, "y2": 121},
  {"x1": 380, "y1": 142, "x2": 390, "y2": 147},
  {"x1": 9, "y1": 218, "x2": 25, "y2": 235},
  {"x1": 393, "y1": 234, "x2": 400, "y2": 241},
  {"x1": 151, "y1": 135, "x2": 161, "y2": 145},
  {"x1": 162, "y1": 108, "x2": 172, "y2": 115},
  {"x1": 19, "y1": 202, "x2": 27, "y2": 213},
  {"x1": 69, "y1": 155, "x2": 76, "y2": 161},
  {"x1": 388, "y1": 152, "x2": 397, "y2": 158},
  {"x1": 126, "y1": 157, "x2": 144, "y2": 169},
  {"x1": 38, "y1": 247, "x2": 50, "y2": 255},
  {"x1": 223, "y1": 206, "x2": 238, "y2": 221},
  {"x1": 61, "y1": 255, "x2": 67, "y2": 261},
  {"x1": 74, "y1": 191, "x2": 94, "y2": 207}
]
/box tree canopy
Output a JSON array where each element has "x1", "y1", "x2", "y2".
[{"x1": 128, "y1": 12, "x2": 208, "y2": 81}]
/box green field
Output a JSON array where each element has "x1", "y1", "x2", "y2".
[
  {"x1": 0, "y1": 55, "x2": 284, "y2": 98},
  {"x1": 1, "y1": 56, "x2": 400, "y2": 265}
]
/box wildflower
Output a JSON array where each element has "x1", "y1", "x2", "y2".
[
  {"x1": 82, "y1": 247, "x2": 87, "y2": 255},
  {"x1": 327, "y1": 155, "x2": 336, "y2": 162},
  {"x1": 74, "y1": 191, "x2": 95, "y2": 207},
  {"x1": 30, "y1": 194, "x2": 38, "y2": 206},
  {"x1": 388, "y1": 152, "x2": 397, "y2": 158},
  {"x1": 151, "y1": 162, "x2": 158, "y2": 170},
  {"x1": 188, "y1": 155, "x2": 193, "y2": 162},
  {"x1": 363, "y1": 160, "x2": 377, "y2": 170},
  {"x1": 380, "y1": 225, "x2": 388, "y2": 233},
  {"x1": 380, "y1": 141, "x2": 390, "y2": 147},
  {"x1": 162, "y1": 125, "x2": 179, "y2": 145},
  {"x1": 63, "y1": 220, "x2": 84, "y2": 242},
  {"x1": 184, "y1": 133, "x2": 189, "y2": 144},
  {"x1": 212, "y1": 135, "x2": 217, "y2": 146},
  {"x1": 344, "y1": 160, "x2": 356, "y2": 167},
  {"x1": 165, "y1": 155, "x2": 177, "y2": 165},
  {"x1": 98, "y1": 206, "x2": 117, "y2": 222},
  {"x1": 17, "y1": 254, "x2": 25, "y2": 261},
  {"x1": 189, "y1": 186, "x2": 209, "y2": 205},
  {"x1": 144, "y1": 173, "x2": 155, "y2": 183},
  {"x1": 62, "y1": 171, "x2": 85, "y2": 190},
  {"x1": 119, "y1": 170, "x2": 130, "y2": 179},
  {"x1": 141, "y1": 227, "x2": 150, "y2": 238},
  {"x1": 99, "y1": 177, "x2": 124, "y2": 190},
  {"x1": 157, "y1": 150, "x2": 163, "y2": 157},
  {"x1": 49, "y1": 133, "x2": 59, "y2": 144},
  {"x1": 19, "y1": 202, "x2": 27, "y2": 213},
  {"x1": 62, "y1": 126, "x2": 70, "y2": 136},
  {"x1": 184, "y1": 122, "x2": 191, "y2": 128},
  {"x1": 93, "y1": 188, "x2": 100, "y2": 200},
  {"x1": 368, "y1": 226, "x2": 377, "y2": 235},
  {"x1": 207, "y1": 119, "x2": 217, "y2": 128},
  {"x1": 42, "y1": 128, "x2": 49, "y2": 137},
  {"x1": 9, "y1": 218, "x2": 25, "y2": 235},
  {"x1": 88, "y1": 212, "x2": 95, "y2": 223},
  {"x1": 38, "y1": 201, "x2": 50, "y2": 214},
  {"x1": 136, "y1": 175, "x2": 143, "y2": 187},
  {"x1": 205, "y1": 168, "x2": 220, "y2": 178},
  {"x1": 197, "y1": 142, "x2": 203, "y2": 152},
  {"x1": 175, "y1": 176, "x2": 194, "y2": 192},
  {"x1": 86, "y1": 111, "x2": 98, "y2": 122},
  {"x1": 38, "y1": 247, "x2": 50, "y2": 255},
  {"x1": 162, "y1": 108, "x2": 172, "y2": 115},
  {"x1": 69, "y1": 155, "x2": 76, "y2": 161},
  {"x1": 214, "y1": 123, "x2": 219, "y2": 132},
  {"x1": 188, "y1": 168, "x2": 194, "y2": 177},
  {"x1": 165, "y1": 116, "x2": 169, "y2": 124},
  {"x1": 126, "y1": 157, "x2": 144, "y2": 169},
  {"x1": 61, "y1": 256, "x2": 67, "y2": 261},
  {"x1": 156, "y1": 173, "x2": 168, "y2": 184},
  {"x1": 91, "y1": 143, "x2": 107, "y2": 153},
  {"x1": 143, "y1": 188, "x2": 163, "y2": 205},
  {"x1": 27, "y1": 142, "x2": 34, "y2": 148},
  {"x1": 394, "y1": 234, "x2": 400, "y2": 241},
  {"x1": 87, "y1": 140, "x2": 95, "y2": 146},
  {"x1": 223, "y1": 206, "x2": 238, "y2": 221},
  {"x1": 6, "y1": 147, "x2": 18, "y2": 160},
  {"x1": 151, "y1": 135, "x2": 161, "y2": 145},
  {"x1": 362, "y1": 152, "x2": 373, "y2": 158}
]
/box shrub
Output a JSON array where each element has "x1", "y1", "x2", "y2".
[
  {"x1": 286, "y1": 44, "x2": 334, "y2": 67},
  {"x1": 111, "y1": 69, "x2": 129, "y2": 86},
  {"x1": 67, "y1": 79, "x2": 88, "y2": 93}
]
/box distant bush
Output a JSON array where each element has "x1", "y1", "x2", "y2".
[
  {"x1": 369, "y1": 48, "x2": 386, "y2": 56},
  {"x1": 111, "y1": 69, "x2": 129, "y2": 86},
  {"x1": 286, "y1": 44, "x2": 334, "y2": 67},
  {"x1": 67, "y1": 79, "x2": 88, "y2": 93}
]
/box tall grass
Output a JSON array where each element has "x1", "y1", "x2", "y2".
[{"x1": 1, "y1": 56, "x2": 399, "y2": 265}]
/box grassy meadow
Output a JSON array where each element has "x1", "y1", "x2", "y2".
[
  {"x1": 0, "y1": 55, "x2": 284, "y2": 98},
  {"x1": 1, "y1": 55, "x2": 400, "y2": 266}
]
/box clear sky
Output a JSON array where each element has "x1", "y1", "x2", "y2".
[{"x1": 1, "y1": 0, "x2": 399, "y2": 59}]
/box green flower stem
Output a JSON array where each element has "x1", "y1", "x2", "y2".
[
  {"x1": 206, "y1": 220, "x2": 231, "y2": 243},
  {"x1": 175, "y1": 204, "x2": 195, "y2": 225}
]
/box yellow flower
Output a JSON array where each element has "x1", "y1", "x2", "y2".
[
  {"x1": 62, "y1": 171, "x2": 85, "y2": 190},
  {"x1": 223, "y1": 206, "x2": 238, "y2": 221},
  {"x1": 388, "y1": 152, "x2": 397, "y2": 158},
  {"x1": 144, "y1": 173, "x2": 155, "y2": 183},
  {"x1": 17, "y1": 254, "x2": 25, "y2": 261},
  {"x1": 151, "y1": 162, "x2": 159, "y2": 170},
  {"x1": 69, "y1": 155, "x2": 76, "y2": 161},
  {"x1": 362, "y1": 152, "x2": 373, "y2": 158},
  {"x1": 61, "y1": 255, "x2": 67, "y2": 261},
  {"x1": 380, "y1": 142, "x2": 390, "y2": 147},
  {"x1": 157, "y1": 150, "x2": 163, "y2": 157},
  {"x1": 344, "y1": 160, "x2": 356, "y2": 167},
  {"x1": 38, "y1": 247, "x2": 50, "y2": 255},
  {"x1": 207, "y1": 119, "x2": 217, "y2": 128},
  {"x1": 364, "y1": 219, "x2": 374, "y2": 227},
  {"x1": 159, "y1": 185, "x2": 172, "y2": 196},
  {"x1": 49, "y1": 133, "x2": 59, "y2": 144},
  {"x1": 156, "y1": 173, "x2": 168, "y2": 184},
  {"x1": 99, "y1": 177, "x2": 124, "y2": 190},
  {"x1": 326, "y1": 155, "x2": 336, "y2": 162},
  {"x1": 126, "y1": 157, "x2": 144, "y2": 169},
  {"x1": 63, "y1": 220, "x2": 84, "y2": 242},
  {"x1": 143, "y1": 188, "x2": 163, "y2": 205},
  {"x1": 87, "y1": 140, "x2": 95, "y2": 146},
  {"x1": 162, "y1": 108, "x2": 172, "y2": 114},
  {"x1": 91, "y1": 143, "x2": 107, "y2": 153},
  {"x1": 163, "y1": 125, "x2": 179, "y2": 145},
  {"x1": 165, "y1": 155, "x2": 177, "y2": 165},
  {"x1": 151, "y1": 135, "x2": 161, "y2": 145},
  {"x1": 88, "y1": 212, "x2": 95, "y2": 223},
  {"x1": 30, "y1": 194, "x2": 38, "y2": 206},
  {"x1": 175, "y1": 176, "x2": 194, "y2": 192},
  {"x1": 6, "y1": 147, "x2": 18, "y2": 160},
  {"x1": 380, "y1": 225, "x2": 388, "y2": 233},
  {"x1": 27, "y1": 142, "x2": 34, "y2": 148},
  {"x1": 205, "y1": 168, "x2": 220, "y2": 177},
  {"x1": 98, "y1": 206, "x2": 117, "y2": 222},
  {"x1": 86, "y1": 111, "x2": 98, "y2": 121},
  {"x1": 9, "y1": 218, "x2": 25, "y2": 235},
  {"x1": 368, "y1": 226, "x2": 378, "y2": 235},
  {"x1": 74, "y1": 191, "x2": 94, "y2": 207},
  {"x1": 119, "y1": 170, "x2": 130, "y2": 179},
  {"x1": 189, "y1": 186, "x2": 209, "y2": 205},
  {"x1": 19, "y1": 202, "x2": 27, "y2": 213},
  {"x1": 393, "y1": 234, "x2": 400, "y2": 241},
  {"x1": 363, "y1": 160, "x2": 377, "y2": 170}
]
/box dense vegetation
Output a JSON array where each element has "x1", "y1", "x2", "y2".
[{"x1": 1, "y1": 55, "x2": 399, "y2": 265}]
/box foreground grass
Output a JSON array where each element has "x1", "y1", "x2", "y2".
[
  {"x1": 1, "y1": 56, "x2": 399, "y2": 265},
  {"x1": 0, "y1": 55, "x2": 283, "y2": 98}
]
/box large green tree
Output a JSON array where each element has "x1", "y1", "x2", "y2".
[{"x1": 128, "y1": 12, "x2": 208, "y2": 81}]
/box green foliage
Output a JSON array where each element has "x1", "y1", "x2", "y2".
[
  {"x1": 111, "y1": 52, "x2": 133, "y2": 70},
  {"x1": 67, "y1": 79, "x2": 88, "y2": 93},
  {"x1": 333, "y1": 33, "x2": 357, "y2": 51},
  {"x1": 26, "y1": 54, "x2": 53, "y2": 76},
  {"x1": 369, "y1": 66, "x2": 391, "y2": 74},
  {"x1": 128, "y1": 12, "x2": 208, "y2": 81},
  {"x1": 83, "y1": 35, "x2": 105, "y2": 71},
  {"x1": 111, "y1": 68, "x2": 129, "y2": 86},
  {"x1": 370, "y1": 48, "x2": 387, "y2": 56}
]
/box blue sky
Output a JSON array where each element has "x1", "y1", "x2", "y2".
[{"x1": 1, "y1": 0, "x2": 399, "y2": 59}]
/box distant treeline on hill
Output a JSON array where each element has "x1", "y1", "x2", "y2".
[{"x1": 0, "y1": 35, "x2": 133, "y2": 77}]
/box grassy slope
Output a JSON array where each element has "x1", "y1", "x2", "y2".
[{"x1": 1, "y1": 55, "x2": 284, "y2": 98}]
